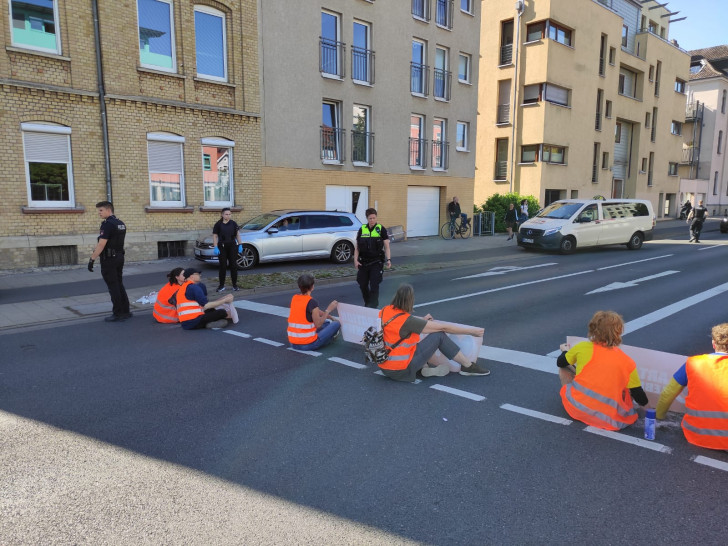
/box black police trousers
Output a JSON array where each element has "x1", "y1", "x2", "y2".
[
  {"x1": 218, "y1": 243, "x2": 238, "y2": 287},
  {"x1": 357, "y1": 261, "x2": 383, "y2": 308},
  {"x1": 100, "y1": 254, "x2": 130, "y2": 317}
]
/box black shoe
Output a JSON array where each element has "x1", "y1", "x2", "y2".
[
  {"x1": 120, "y1": 312, "x2": 133, "y2": 320},
  {"x1": 104, "y1": 314, "x2": 124, "y2": 322},
  {"x1": 216, "y1": 286, "x2": 226, "y2": 293},
  {"x1": 232, "y1": 285, "x2": 240, "y2": 292}
]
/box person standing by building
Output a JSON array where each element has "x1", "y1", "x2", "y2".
[
  {"x1": 354, "y1": 208, "x2": 391, "y2": 308},
  {"x1": 687, "y1": 199, "x2": 708, "y2": 243},
  {"x1": 88, "y1": 201, "x2": 131, "y2": 322},
  {"x1": 504, "y1": 202, "x2": 518, "y2": 241},
  {"x1": 212, "y1": 208, "x2": 243, "y2": 292}
]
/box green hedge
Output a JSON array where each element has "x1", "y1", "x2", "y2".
[{"x1": 478, "y1": 193, "x2": 540, "y2": 233}]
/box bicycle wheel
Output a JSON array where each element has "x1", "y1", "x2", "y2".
[
  {"x1": 458, "y1": 220, "x2": 472, "y2": 239},
  {"x1": 440, "y1": 222, "x2": 455, "y2": 240}
]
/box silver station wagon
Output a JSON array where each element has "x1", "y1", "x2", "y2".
[{"x1": 194, "y1": 210, "x2": 361, "y2": 270}]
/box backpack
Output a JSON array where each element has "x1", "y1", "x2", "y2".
[{"x1": 362, "y1": 312, "x2": 405, "y2": 365}]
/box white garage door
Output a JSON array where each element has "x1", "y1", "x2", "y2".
[{"x1": 406, "y1": 186, "x2": 440, "y2": 237}]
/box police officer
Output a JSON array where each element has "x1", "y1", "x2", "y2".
[
  {"x1": 354, "y1": 208, "x2": 391, "y2": 308},
  {"x1": 88, "y1": 200, "x2": 131, "y2": 322},
  {"x1": 687, "y1": 199, "x2": 708, "y2": 243}
]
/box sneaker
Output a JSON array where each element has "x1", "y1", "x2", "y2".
[
  {"x1": 421, "y1": 364, "x2": 450, "y2": 377},
  {"x1": 232, "y1": 285, "x2": 240, "y2": 292},
  {"x1": 216, "y1": 286, "x2": 226, "y2": 293},
  {"x1": 205, "y1": 319, "x2": 228, "y2": 329},
  {"x1": 459, "y1": 362, "x2": 490, "y2": 376}
]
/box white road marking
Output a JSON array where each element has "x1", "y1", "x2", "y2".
[
  {"x1": 233, "y1": 300, "x2": 289, "y2": 317},
  {"x1": 480, "y1": 346, "x2": 557, "y2": 374},
  {"x1": 254, "y1": 337, "x2": 284, "y2": 347},
  {"x1": 430, "y1": 384, "x2": 485, "y2": 401},
  {"x1": 328, "y1": 357, "x2": 368, "y2": 369},
  {"x1": 692, "y1": 455, "x2": 728, "y2": 472},
  {"x1": 455, "y1": 263, "x2": 556, "y2": 280},
  {"x1": 697, "y1": 245, "x2": 723, "y2": 251},
  {"x1": 224, "y1": 330, "x2": 251, "y2": 339},
  {"x1": 288, "y1": 348, "x2": 322, "y2": 356},
  {"x1": 586, "y1": 270, "x2": 679, "y2": 295},
  {"x1": 500, "y1": 404, "x2": 572, "y2": 425},
  {"x1": 597, "y1": 254, "x2": 673, "y2": 270},
  {"x1": 373, "y1": 369, "x2": 421, "y2": 383},
  {"x1": 414, "y1": 270, "x2": 594, "y2": 308},
  {"x1": 584, "y1": 426, "x2": 672, "y2": 453}
]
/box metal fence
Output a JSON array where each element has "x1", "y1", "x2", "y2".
[{"x1": 472, "y1": 212, "x2": 495, "y2": 236}]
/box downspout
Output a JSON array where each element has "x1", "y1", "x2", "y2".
[
  {"x1": 509, "y1": 1, "x2": 525, "y2": 194},
  {"x1": 91, "y1": 0, "x2": 113, "y2": 201}
]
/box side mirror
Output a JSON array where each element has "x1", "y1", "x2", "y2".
[
  {"x1": 267, "y1": 227, "x2": 280, "y2": 234},
  {"x1": 578, "y1": 216, "x2": 592, "y2": 223}
]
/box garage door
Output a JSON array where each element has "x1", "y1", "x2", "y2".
[{"x1": 406, "y1": 186, "x2": 440, "y2": 237}]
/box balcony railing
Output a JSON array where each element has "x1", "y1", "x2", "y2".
[
  {"x1": 595, "y1": 111, "x2": 602, "y2": 131},
  {"x1": 599, "y1": 57, "x2": 605, "y2": 76},
  {"x1": 411, "y1": 0, "x2": 430, "y2": 20},
  {"x1": 494, "y1": 160, "x2": 507, "y2": 180},
  {"x1": 320, "y1": 38, "x2": 345, "y2": 78},
  {"x1": 409, "y1": 137, "x2": 428, "y2": 168},
  {"x1": 351, "y1": 47, "x2": 375, "y2": 84},
  {"x1": 321, "y1": 126, "x2": 345, "y2": 163},
  {"x1": 500, "y1": 43, "x2": 513, "y2": 65},
  {"x1": 592, "y1": 163, "x2": 598, "y2": 183},
  {"x1": 433, "y1": 68, "x2": 451, "y2": 101},
  {"x1": 432, "y1": 140, "x2": 449, "y2": 170},
  {"x1": 681, "y1": 146, "x2": 698, "y2": 164},
  {"x1": 352, "y1": 131, "x2": 374, "y2": 165},
  {"x1": 410, "y1": 62, "x2": 429, "y2": 95},
  {"x1": 435, "y1": 0, "x2": 453, "y2": 29},
  {"x1": 497, "y1": 104, "x2": 510, "y2": 125}
]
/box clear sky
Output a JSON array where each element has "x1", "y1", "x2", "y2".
[{"x1": 659, "y1": 0, "x2": 728, "y2": 52}]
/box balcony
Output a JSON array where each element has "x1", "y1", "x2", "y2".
[
  {"x1": 497, "y1": 104, "x2": 510, "y2": 125},
  {"x1": 410, "y1": 62, "x2": 430, "y2": 95},
  {"x1": 432, "y1": 140, "x2": 449, "y2": 170},
  {"x1": 411, "y1": 0, "x2": 430, "y2": 21},
  {"x1": 681, "y1": 146, "x2": 698, "y2": 164},
  {"x1": 351, "y1": 47, "x2": 375, "y2": 84},
  {"x1": 433, "y1": 68, "x2": 451, "y2": 101},
  {"x1": 435, "y1": 0, "x2": 453, "y2": 29},
  {"x1": 321, "y1": 126, "x2": 345, "y2": 163},
  {"x1": 320, "y1": 38, "x2": 345, "y2": 78},
  {"x1": 352, "y1": 131, "x2": 374, "y2": 165},
  {"x1": 409, "y1": 137, "x2": 428, "y2": 168},
  {"x1": 494, "y1": 161, "x2": 507, "y2": 180},
  {"x1": 500, "y1": 44, "x2": 513, "y2": 66}
]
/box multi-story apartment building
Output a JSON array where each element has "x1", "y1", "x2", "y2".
[
  {"x1": 1, "y1": 0, "x2": 261, "y2": 269},
  {"x1": 257, "y1": 0, "x2": 481, "y2": 237},
  {"x1": 679, "y1": 45, "x2": 728, "y2": 216},
  {"x1": 476, "y1": 0, "x2": 690, "y2": 217}
]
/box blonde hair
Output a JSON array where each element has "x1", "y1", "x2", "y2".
[
  {"x1": 712, "y1": 323, "x2": 728, "y2": 352},
  {"x1": 390, "y1": 283, "x2": 415, "y2": 314},
  {"x1": 588, "y1": 311, "x2": 624, "y2": 347}
]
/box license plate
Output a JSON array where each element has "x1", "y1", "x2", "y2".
[{"x1": 522, "y1": 238, "x2": 534, "y2": 243}]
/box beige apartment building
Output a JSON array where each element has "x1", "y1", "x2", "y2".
[
  {"x1": 679, "y1": 45, "x2": 728, "y2": 216},
  {"x1": 0, "y1": 0, "x2": 261, "y2": 269},
  {"x1": 257, "y1": 0, "x2": 481, "y2": 236},
  {"x1": 476, "y1": 0, "x2": 690, "y2": 217}
]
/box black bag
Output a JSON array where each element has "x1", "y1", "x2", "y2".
[{"x1": 362, "y1": 312, "x2": 405, "y2": 365}]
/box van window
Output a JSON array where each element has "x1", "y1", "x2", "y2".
[
  {"x1": 536, "y1": 201, "x2": 583, "y2": 219},
  {"x1": 577, "y1": 204, "x2": 598, "y2": 222},
  {"x1": 603, "y1": 202, "x2": 648, "y2": 218}
]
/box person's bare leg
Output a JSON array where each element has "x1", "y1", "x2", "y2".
[{"x1": 559, "y1": 366, "x2": 576, "y2": 386}]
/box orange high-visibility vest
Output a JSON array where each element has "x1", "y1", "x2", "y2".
[
  {"x1": 176, "y1": 281, "x2": 204, "y2": 323},
  {"x1": 153, "y1": 283, "x2": 180, "y2": 323},
  {"x1": 287, "y1": 294, "x2": 317, "y2": 345},
  {"x1": 682, "y1": 354, "x2": 728, "y2": 450},
  {"x1": 560, "y1": 344, "x2": 638, "y2": 430},
  {"x1": 379, "y1": 305, "x2": 419, "y2": 371}
]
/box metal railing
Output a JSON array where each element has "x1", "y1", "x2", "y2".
[
  {"x1": 595, "y1": 111, "x2": 602, "y2": 131},
  {"x1": 411, "y1": 0, "x2": 430, "y2": 20},
  {"x1": 321, "y1": 126, "x2": 345, "y2": 162},
  {"x1": 681, "y1": 146, "x2": 698, "y2": 164},
  {"x1": 433, "y1": 68, "x2": 451, "y2": 101},
  {"x1": 592, "y1": 163, "x2": 598, "y2": 183},
  {"x1": 352, "y1": 131, "x2": 374, "y2": 165},
  {"x1": 408, "y1": 137, "x2": 428, "y2": 168},
  {"x1": 473, "y1": 212, "x2": 496, "y2": 236},
  {"x1": 320, "y1": 38, "x2": 345, "y2": 78},
  {"x1": 599, "y1": 56, "x2": 605, "y2": 76},
  {"x1": 435, "y1": 0, "x2": 453, "y2": 29},
  {"x1": 500, "y1": 43, "x2": 513, "y2": 65},
  {"x1": 494, "y1": 161, "x2": 507, "y2": 180},
  {"x1": 497, "y1": 104, "x2": 510, "y2": 124},
  {"x1": 410, "y1": 62, "x2": 429, "y2": 95},
  {"x1": 351, "y1": 47, "x2": 375, "y2": 84},
  {"x1": 432, "y1": 140, "x2": 449, "y2": 170}
]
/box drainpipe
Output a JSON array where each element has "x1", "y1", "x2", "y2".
[
  {"x1": 91, "y1": 0, "x2": 113, "y2": 201},
  {"x1": 509, "y1": 0, "x2": 525, "y2": 194}
]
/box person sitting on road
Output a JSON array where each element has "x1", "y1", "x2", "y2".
[
  {"x1": 287, "y1": 273, "x2": 340, "y2": 350},
  {"x1": 556, "y1": 311, "x2": 648, "y2": 430},
  {"x1": 656, "y1": 323, "x2": 728, "y2": 450},
  {"x1": 378, "y1": 283, "x2": 489, "y2": 382},
  {"x1": 153, "y1": 267, "x2": 185, "y2": 323},
  {"x1": 177, "y1": 268, "x2": 234, "y2": 330}
]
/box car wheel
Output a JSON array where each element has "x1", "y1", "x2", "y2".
[
  {"x1": 331, "y1": 240, "x2": 354, "y2": 264},
  {"x1": 236, "y1": 245, "x2": 258, "y2": 270},
  {"x1": 559, "y1": 236, "x2": 576, "y2": 255},
  {"x1": 626, "y1": 232, "x2": 644, "y2": 250}
]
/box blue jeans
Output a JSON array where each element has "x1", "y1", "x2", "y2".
[
  {"x1": 292, "y1": 320, "x2": 341, "y2": 351},
  {"x1": 449, "y1": 214, "x2": 468, "y2": 228}
]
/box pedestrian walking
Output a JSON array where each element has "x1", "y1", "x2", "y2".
[
  {"x1": 504, "y1": 202, "x2": 518, "y2": 241},
  {"x1": 88, "y1": 201, "x2": 131, "y2": 322},
  {"x1": 687, "y1": 199, "x2": 708, "y2": 242},
  {"x1": 213, "y1": 208, "x2": 243, "y2": 292},
  {"x1": 354, "y1": 208, "x2": 391, "y2": 308}
]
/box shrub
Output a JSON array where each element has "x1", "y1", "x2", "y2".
[{"x1": 479, "y1": 193, "x2": 540, "y2": 233}]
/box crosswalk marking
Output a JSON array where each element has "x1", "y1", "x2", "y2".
[
  {"x1": 430, "y1": 384, "x2": 485, "y2": 401},
  {"x1": 692, "y1": 455, "x2": 728, "y2": 472},
  {"x1": 584, "y1": 426, "x2": 672, "y2": 453},
  {"x1": 328, "y1": 357, "x2": 367, "y2": 369},
  {"x1": 254, "y1": 337, "x2": 284, "y2": 347},
  {"x1": 500, "y1": 404, "x2": 572, "y2": 425},
  {"x1": 289, "y1": 348, "x2": 322, "y2": 356},
  {"x1": 224, "y1": 330, "x2": 251, "y2": 339}
]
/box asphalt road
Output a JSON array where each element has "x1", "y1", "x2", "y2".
[{"x1": 2, "y1": 225, "x2": 728, "y2": 544}]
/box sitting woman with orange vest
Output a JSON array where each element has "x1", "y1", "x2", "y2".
[
  {"x1": 153, "y1": 267, "x2": 185, "y2": 323},
  {"x1": 287, "y1": 274, "x2": 340, "y2": 350},
  {"x1": 177, "y1": 268, "x2": 234, "y2": 330},
  {"x1": 656, "y1": 323, "x2": 728, "y2": 450},
  {"x1": 557, "y1": 311, "x2": 648, "y2": 430},
  {"x1": 379, "y1": 283, "x2": 489, "y2": 382}
]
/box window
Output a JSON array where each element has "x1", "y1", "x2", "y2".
[
  {"x1": 668, "y1": 162, "x2": 678, "y2": 176},
  {"x1": 542, "y1": 145, "x2": 565, "y2": 164},
  {"x1": 615, "y1": 122, "x2": 622, "y2": 143},
  {"x1": 526, "y1": 20, "x2": 572, "y2": 46},
  {"x1": 671, "y1": 120, "x2": 682, "y2": 136},
  {"x1": 201, "y1": 138, "x2": 234, "y2": 206},
  {"x1": 321, "y1": 100, "x2": 343, "y2": 163},
  {"x1": 598, "y1": 34, "x2": 606, "y2": 76},
  {"x1": 640, "y1": 158, "x2": 647, "y2": 172},
  {"x1": 618, "y1": 67, "x2": 637, "y2": 98},
  {"x1": 138, "y1": 0, "x2": 176, "y2": 71},
  {"x1": 654, "y1": 60, "x2": 661, "y2": 96},
  {"x1": 547, "y1": 22, "x2": 572, "y2": 46},
  {"x1": 10, "y1": 0, "x2": 60, "y2": 53},
  {"x1": 435, "y1": 0, "x2": 453, "y2": 29},
  {"x1": 433, "y1": 47, "x2": 450, "y2": 101},
  {"x1": 645, "y1": 111, "x2": 651, "y2": 128},
  {"x1": 649, "y1": 65, "x2": 654, "y2": 81},
  {"x1": 456, "y1": 121, "x2": 469, "y2": 151},
  {"x1": 321, "y1": 10, "x2": 343, "y2": 77},
  {"x1": 409, "y1": 114, "x2": 426, "y2": 168},
  {"x1": 674, "y1": 78, "x2": 686, "y2": 94},
  {"x1": 592, "y1": 143, "x2": 600, "y2": 183},
  {"x1": 715, "y1": 171, "x2": 720, "y2": 195},
  {"x1": 520, "y1": 145, "x2": 539, "y2": 163},
  {"x1": 523, "y1": 84, "x2": 541, "y2": 104},
  {"x1": 22, "y1": 123, "x2": 74, "y2": 207},
  {"x1": 602, "y1": 151, "x2": 609, "y2": 169},
  {"x1": 352, "y1": 104, "x2": 373, "y2": 165},
  {"x1": 723, "y1": 90, "x2": 727, "y2": 114},
  {"x1": 147, "y1": 132, "x2": 185, "y2": 207},
  {"x1": 432, "y1": 119, "x2": 448, "y2": 170},
  {"x1": 352, "y1": 20, "x2": 373, "y2": 84},
  {"x1": 651, "y1": 107, "x2": 657, "y2": 142},
  {"x1": 497, "y1": 79, "x2": 511, "y2": 124},
  {"x1": 194, "y1": 6, "x2": 226, "y2": 81},
  {"x1": 609, "y1": 47, "x2": 616, "y2": 65},
  {"x1": 718, "y1": 130, "x2": 723, "y2": 154},
  {"x1": 458, "y1": 53, "x2": 471, "y2": 83},
  {"x1": 605, "y1": 100, "x2": 612, "y2": 118},
  {"x1": 412, "y1": 0, "x2": 430, "y2": 21},
  {"x1": 522, "y1": 83, "x2": 569, "y2": 106},
  {"x1": 495, "y1": 139, "x2": 508, "y2": 179},
  {"x1": 647, "y1": 152, "x2": 654, "y2": 186},
  {"x1": 461, "y1": 0, "x2": 473, "y2": 14},
  {"x1": 411, "y1": 39, "x2": 427, "y2": 95},
  {"x1": 621, "y1": 25, "x2": 628, "y2": 48},
  {"x1": 526, "y1": 21, "x2": 544, "y2": 42},
  {"x1": 500, "y1": 20, "x2": 514, "y2": 65}
]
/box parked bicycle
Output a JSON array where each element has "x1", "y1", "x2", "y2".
[{"x1": 440, "y1": 217, "x2": 472, "y2": 239}]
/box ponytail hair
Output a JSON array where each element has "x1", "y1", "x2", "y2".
[{"x1": 167, "y1": 267, "x2": 184, "y2": 285}]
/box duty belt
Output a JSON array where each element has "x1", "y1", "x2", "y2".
[{"x1": 102, "y1": 248, "x2": 124, "y2": 258}]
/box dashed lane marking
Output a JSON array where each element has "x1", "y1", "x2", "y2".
[
  {"x1": 430, "y1": 384, "x2": 485, "y2": 401},
  {"x1": 697, "y1": 245, "x2": 724, "y2": 251},
  {"x1": 584, "y1": 426, "x2": 672, "y2": 453},
  {"x1": 224, "y1": 330, "x2": 251, "y2": 339},
  {"x1": 480, "y1": 346, "x2": 557, "y2": 374},
  {"x1": 254, "y1": 337, "x2": 284, "y2": 347},
  {"x1": 500, "y1": 403, "x2": 572, "y2": 425},
  {"x1": 289, "y1": 348, "x2": 322, "y2": 356},
  {"x1": 596, "y1": 254, "x2": 673, "y2": 270},
  {"x1": 328, "y1": 357, "x2": 368, "y2": 369},
  {"x1": 233, "y1": 300, "x2": 289, "y2": 317},
  {"x1": 692, "y1": 455, "x2": 728, "y2": 472}
]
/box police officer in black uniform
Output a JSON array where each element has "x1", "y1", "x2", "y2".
[
  {"x1": 88, "y1": 200, "x2": 131, "y2": 322},
  {"x1": 687, "y1": 199, "x2": 709, "y2": 243},
  {"x1": 354, "y1": 208, "x2": 391, "y2": 308}
]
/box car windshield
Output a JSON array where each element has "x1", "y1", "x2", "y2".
[
  {"x1": 241, "y1": 213, "x2": 280, "y2": 231},
  {"x1": 536, "y1": 202, "x2": 583, "y2": 220}
]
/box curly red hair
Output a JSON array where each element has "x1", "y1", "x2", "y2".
[{"x1": 588, "y1": 311, "x2": 624, "y2": 347}]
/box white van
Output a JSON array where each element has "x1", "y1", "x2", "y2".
[{"x1": 517, "y1": 199, "x2": 655, "y2": 254}]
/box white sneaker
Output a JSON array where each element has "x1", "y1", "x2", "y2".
[{"x1": 421, "y1": 364, "x2": 450, "y2": 377}]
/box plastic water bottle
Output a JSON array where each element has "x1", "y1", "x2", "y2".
[{"x1": 644, "y1": 409, "x2": 656, "y2": 441}]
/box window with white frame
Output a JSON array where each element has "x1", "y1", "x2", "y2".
[
  {"x1": 458, "y1": 53, "x2": 471, "y2": 83},
  {"x1": 670, "y1": 120, "x2": 682, "y2": 135},
  {"x1": 352, "y1": 104, "x2": 372, "y2": 165},
  {"x1": 668, "y1": 162, "x2": 678, "y2": 176},
  {"x1": 411, "y1": 39, "x2": 427, "y2": 95},
  {"x1": 352, "y1": 20, "x2": 373, "y2": 84},
  {"x1": 22, "y1": 123, "x2": 74, "y2": 207},
  {"x1": 461, "y1": 0, "x2": 473, "y2": 14},
  {"x1": 433, "y1": 47, "x2": 450, "y2": 100},
  {"x1": 194, "y1": 6, "x2": 227, "y2": 81},
  {"x1": 409, "y1": 114, "x2": 426, "y2": 168},
  {"x1": 138, "y1": 0, "x2": 176, "y2": 71},
  {"x1": 456, "y1": 121, "x2": 469, "y2": 151},
  {"x1": 321, "y1": 10, "x2": 342, "y2": 77},
  {"x1": 10, "y1": 0, "x2": 60, "y2": 54},
  {"x1": 674, "y1": 78, "x2": 686, "y2": 94},
  {"x1": 201, "y1": 137, "x2": 234, "y2": 206},
  {"x1": 321, "y1": 100, "x2": 343, "y2": 163},
  {"x1": 432, "y1": 118, "x2": 447, "y2": 170},
  {"x1": 147, "y1": 132, "x2": 185, "y2": 207}
]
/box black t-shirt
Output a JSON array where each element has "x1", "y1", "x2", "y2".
[
  {"x1": 693, "y1": 206, "x2": 707, "y2": 221},
  {"x1": 305, "y1": 298, "x2": 319, "y2": 323},
  {"x1": 98, "y1": 215, "x2": 126, "y2": 251},
  {"x1": 213, "y1": 219, "x2": 239, "y2": 244},
  {"x1": 448, "y1": 201, "x2": 461, "y2": 217}
]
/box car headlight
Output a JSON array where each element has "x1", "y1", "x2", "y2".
[{"x1": 543, "y1": 227, "x2": 562, "y2": 236}]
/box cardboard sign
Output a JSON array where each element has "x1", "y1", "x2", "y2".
[{"x1": 567, "y1": 336, "x2": 687, "y2": 413}]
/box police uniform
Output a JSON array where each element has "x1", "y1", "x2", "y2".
[
  {"x1": 356, "y1": 223, "x2": 389, "y2": 308},
  {"x1": 98, "y1": 214, "x2": 130, "y2": 318},
  {"x1": 690, "y1": 205, "x2": 708, "y2": 242}
]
